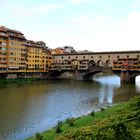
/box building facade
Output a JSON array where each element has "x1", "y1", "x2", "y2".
[
  {"x1": 0, "y1": 26, "x2": 27, "y2": 71},
  {"x1": 0, "y1": 26, "x2": 49, "y2": 74},
  {"x1": 26, "y1": 40, "x2": 49, "y2": 72}
]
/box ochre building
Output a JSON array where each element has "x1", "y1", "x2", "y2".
[{"x1": 0, "y1": 26, "x2": 50, "y2": 75}]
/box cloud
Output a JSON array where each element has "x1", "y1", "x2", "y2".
[
  {"x1": 10, "y1": 3, "x2": 64, "y2": 18},
  {"x1": 65, "y1": 11, "x2": 140, "y2": 51},
  {"x1": 129, "y1": 0, "x2": 140, "y2": 9},
  {"x1": 95, "y1": 12, "x2": 140, "y2": 51},
  {"x1": 0, "y1": 0, "x2": 10, "y2": 8},
  {"x1": 115, "y1": 12, "x2": 140, "y2": 47},
  {"x1": 69, "y1": 0, "x2": 96, "y2": 5},
  {"x1": 25, "y1": 3, "x2": 63, "y2": 16},
  {"x1": 66, "y1": 13, "x2": 113, "y2": 32}
]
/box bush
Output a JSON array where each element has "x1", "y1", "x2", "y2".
[
  {"x1": 90, "y1": 111, "x2": 95, "y2": 116},
  {"x1": 100, "y1": 107, "x2": 105, "y2": 112},
  {"x1": 35, "y1": 133, "x2": 43, "y2": 140},
  {"x1": 55, "y1": 121, "x2": 63, "y2": 133},
  {"x1": 66, "y1": 117, "x2": 75, "y2": 126}
]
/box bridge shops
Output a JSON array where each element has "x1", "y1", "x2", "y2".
[{"x1": 50, "y1": 51, "x2": 140, "y2": 83}]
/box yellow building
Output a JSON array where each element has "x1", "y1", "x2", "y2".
[
  {"x1": 26, "y1": 40, "x2": 49, "y2": 72},
  {"x1": 51, "y1": 47, "x2": 64, "y2": 55},
  {"x1": 0, "y1": 26, "x2": 26, "y2": 71}
]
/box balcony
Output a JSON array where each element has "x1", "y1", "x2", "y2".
[{"x1": 0, "y1": 32, "x2": 8, "y2": 37}]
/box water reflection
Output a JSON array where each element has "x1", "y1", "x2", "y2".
[
  {"x1": 0, "y1": 75, "x2": 140, "y2": 140},
  {"x1": 113, "y1": 83, "x2": 140, "y2": 103}
]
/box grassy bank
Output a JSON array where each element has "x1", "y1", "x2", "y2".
[{"x1": 27, "y1": 99, "x2": 137, "y2": 140}]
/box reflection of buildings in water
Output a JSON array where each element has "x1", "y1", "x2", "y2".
[
  {"x1": 113, "y1": 84, "x2": 140, "y2": 103},
  {"x1": 99, "y1": 84, "x2": 114, "y2": 104},
  {"x1": 136, "y1": 76, "x2": 140, "y2": 92}
]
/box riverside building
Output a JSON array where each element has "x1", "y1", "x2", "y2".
[
  {"x1": 0, "y1": 26, "x2": 26, "y2": 71},
  {"x1": 0, "y1": 26, "x2": 50, "y2": 78},
  {"x1": 26, "y1": 40, "x2": 49, "y2": 72}
]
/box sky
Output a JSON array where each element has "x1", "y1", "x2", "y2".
[{"x1": 1, "y1": 0, "x2": 140, "y2": 52}]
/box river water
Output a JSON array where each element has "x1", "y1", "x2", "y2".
[{"x1": 0, "y1": 75, "x2": 140, "y2": 140}]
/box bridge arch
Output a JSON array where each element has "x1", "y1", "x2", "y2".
[
  {"x1": 83, "y1": 70, "x2": 102, "y2": 80},
  {"x1": 88, "y1": 60, "x2": 96, "y2": 67},
  {"x1": 97, "y1": 60, "x2": 104, "y2": 67},
  {"x1": 106, "y1": 60, "x2": 111, "y2": 67}
]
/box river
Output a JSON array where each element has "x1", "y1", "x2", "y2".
[{"x1": 0, "y1": 75, "x2": 140, "y2": 140}]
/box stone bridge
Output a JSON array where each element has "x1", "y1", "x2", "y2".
[{"x1": 49, "y1": 50, "x2": 140, "y2": 83}]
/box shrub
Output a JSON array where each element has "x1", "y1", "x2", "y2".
[
  {"x1": 66, "y1": 117, "x2": 75, "y2": 126},
  {"x1": 35, "y1": 133, "x2": 43, "y2": 140},
  {"x1": 100, "y1": 107, "x2": 105, "y2": 112},
  {"x1": 90, "y1": 111, "x2": 95, "y2": 116},
  {"x1": 55, "y1": 121, "x2": 63, "y2": 133}
]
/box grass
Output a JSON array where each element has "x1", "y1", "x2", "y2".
[{"x1": 27, "y1": 103, "x2": 126, "y2": 140}]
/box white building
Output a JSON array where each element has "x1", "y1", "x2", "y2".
[{"x1": 63, "y1": 46, "x2": 76, "y2": 53}]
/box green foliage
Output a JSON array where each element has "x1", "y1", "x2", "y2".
[
  {"x1": 55, "y1": 121, "x2": 63, "y2": 133},
  {"x1": 35, "y1": 133, "x2": 43, "y2": 140},
  {"x1": 58, "y1": 121, "x2": 63, "y2": 126},
  {"x1": 100, "y1": 107, "x2": 105, "y2": 112},
  {"x1": 90, "y1": 111, "x2": 95, "y2": 116},
  {"x1": 66, "y1": 118, "x2": 75, "y2": 126}
]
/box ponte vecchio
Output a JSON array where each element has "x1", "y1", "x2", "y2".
[{"x1": 50, "y1": 50, "x2": 140, "y2": 83}]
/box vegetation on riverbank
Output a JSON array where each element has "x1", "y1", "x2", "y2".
[{"x1": 27, "y1": 95, "x2": 140, "y2": 140}]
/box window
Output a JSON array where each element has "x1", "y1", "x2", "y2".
[
  {"x1": 10, "y1": 47, "x2": 15, "y2": 50},
  {"x1": 2, "y1": 58, "x2": 6, "y2": 61},
  {"x1": 91, "y1": 56, "x2": 93, "y2": 58},
  {"x1": 0, "y1": 37, "x2": 7, "y2": 40},
  {"x1": 10, "y1": 52, "x2": 14, "y2": 55},
  {"x1": 9, "y1": 37, "x2": 14, "y2": 40},
  {"x1": 83, "y1": 56, "x2": 85, "y2": 59},
  {"x1": 2, "y1": 52, "x2": 6, "y2": 55},
  {"x1": 0, "y1": 32, "x2": 7, "y2": 36},
  {"x1": 10, "y1": 42, "x2": 15, "y2": 46},
  {"x1": 10, "y1": 57, "x2": 14, "y2": 61},
  {"x1": 2, "y1": 42, "x2": 6, "y2": 46},
  {"x1": 2, "y1": 47, "x2": 6, "y2": 51}
]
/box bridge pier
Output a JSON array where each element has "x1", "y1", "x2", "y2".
[
  {"x1": 120, "y1": 71, "x2": 135, "y2": 84},
  {"x1": 75, "y1": 71, "x2": 85, "y2": 80}
]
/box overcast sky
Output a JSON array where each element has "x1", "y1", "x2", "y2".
[{"x1": 1, "y1": 0, "x2": 140, "y2": 52}]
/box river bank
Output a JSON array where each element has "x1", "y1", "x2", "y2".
[
  {"x1": 0, "y1": 77, "x2": 46, "y2": 84},
  {"x1": 27, "y1": 95, "x2": 140, "y2": 140}
]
